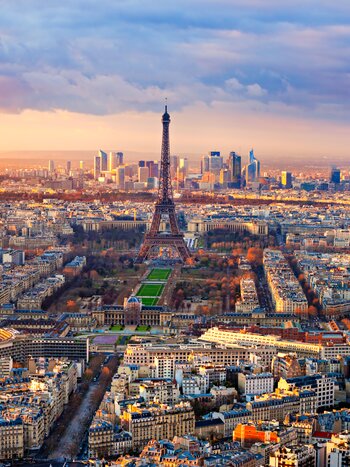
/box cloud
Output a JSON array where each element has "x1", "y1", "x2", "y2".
[{"x1": 0, "y1": 0, "x2": 349, "y2": 122}]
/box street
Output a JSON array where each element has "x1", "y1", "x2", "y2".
[{"x1": 38, "y1": 354, "x2": 119, "y2": 462}]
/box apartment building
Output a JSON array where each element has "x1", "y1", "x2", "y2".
[
  {"x1": 246, "y1": 388, "x2": 317, "y2": 423},
  {"x1": 88, "y1": 419, "x2": 114, "y2": 459},
  {"x1": 235, "y1": 277, "x2": 260, "y2": 313},
  {"x1": 0, "y1": 364, "x2": 77, "y2": 459},
  {"x1": 120, "y1": 402, "x2": 195, "y2": 451},
  {"x1": 0, "y1": 418, "x2": 24, "y2": 460},
  {"x1": 270, "y1": 445, "x2": 316, "y2": 467},
  {"x1": 138, "y1": 379, "x2": 180, "y2": 405},
  {"x1": 279, "y1": 374, "x2": 335, "y2": 409},
  {"x1": 263, "y1": 249, "x2": 308, "y2": 313},
  {"x1": 0, "y1": 356, "x2": 13, "y2": 377},
  {"x1": 199, "y1": 327, "x2": 322, "y2": 358},
  {"x1": 212, "y1": 408, "x2": 252, "y2": 438},
  {"x1": 326, "y1": 432, "x2": 350, "y2": 466},
  {"x1": 238, "y1": 372, "x2": 274, "y2": 396},
  {"x1": 182, "y1": 375, "x2": 209, "y2": 395},
  {"x1": 295, "y1": 251, "x2": 350, "y2": 318},
  {"x1": 124, "y1": 342, "x2": 276, "y2": 369}
]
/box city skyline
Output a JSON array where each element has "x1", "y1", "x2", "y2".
[{"x1": 0, "y1": 1, "x2": 350, "y2": 158}]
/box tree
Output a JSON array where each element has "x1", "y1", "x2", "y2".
[
  {"x1": 308, "y1": 305, "x2": 318, "y2": 317},
  {"x1": 247, "y1": 247, "x2": 263, "y2": 266},
  {"x1": 67, "y1": 299, "x2": 79, "y2": 312},
  {"x1": 89, "y1": 270, "x2": 100, "y2": 281}
]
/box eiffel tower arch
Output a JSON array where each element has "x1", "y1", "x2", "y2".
[{"x1": 136, "y1": 105, "x2": 191, "y2": 263}]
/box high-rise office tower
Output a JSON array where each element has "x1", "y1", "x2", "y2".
[
  {"x1": 281, "y1": 171, "x2": 292, "y2": 188},
  {"x1": 48, "y1": 160, "x2": 55, "y2": 173},
  {"x1": 147, "y1": 177, "x2": 159, "y2": 189},
  {"x1": 124, "y1": 165, "x2": 135, "y2": 177},
  {"x1": 98, "y1": 150, "x2": 108, "y2": 171},
  {"x1": 116, "y1": 166, "x2": 125, "y2": 189},
  {"x1": 208, "y1": 151, "x2": 223, "y2": 179},
  {"x1": 179, "y1": 158, "x2": 189, "y2": 178},
  {"x1": 219, "y1": 169, "x2": 230, "y2": 187},
  {"x1": 94, "y1": 155, "x2": 101, "y2": 179},
  {"x1": 79, "y1": 160, "x2": 84, "y2": 171},
  {"x1": 116, "y1": 152, "x2": 124, "y2": 166},
  {"x1": 245, "y1": 149, "x2": 260, "y2": 184},
  {"x1": 330, "y1": 167, "x2": 341, "y2": 184},
  {"x1": 108, "y1": 152, "x2": 118, "y2": 172},
  {"x1": 139, "y1": 160, "x2": 146, "y2": 168},
  {"x1": 228, "y1": 152, "x2": 241, "y2": 187},
  {"x1": 146, "y1": 161, "x2": 159, "y2": 178},
  {"x1": 201, "y1": 154, "x2": 210, "y2": 174},
  {"x1": 138, "y1": 166, "x2": 149, "y2": 183},
  {"x1": 66, "y1": 160, "x2": 72, "y2": 174},
  {"x1": 170, "y1": 155, "x2": 179, "y2": 178}
]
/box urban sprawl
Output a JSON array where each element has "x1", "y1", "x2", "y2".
[{"x1": 1, "y1": 110, "x2": 350, "y2": 467}]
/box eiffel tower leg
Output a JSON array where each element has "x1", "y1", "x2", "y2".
[
  {"x1": 176, "y1": 243, "x2": 191, "y2": 262},
  {"x1": 135, "y1": 240, "x2": 153, "y2": 263},
  {"x1": 168, "y1": 208, "x2": 180, "y2": 235},
  {"x1": 149, "y1": 207, "x2": 162, "y2": 235}
]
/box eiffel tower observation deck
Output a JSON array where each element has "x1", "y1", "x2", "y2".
[{"x1": 135, "y1": 105, "x2": 191, "y2": 263}]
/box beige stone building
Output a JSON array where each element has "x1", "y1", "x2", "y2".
[
  {"x1": 0, "y1": 419, "x2": 24, "y2": 460},
  {"x1": 120, "y1": 402, "x2": 195, "y2": 451}
]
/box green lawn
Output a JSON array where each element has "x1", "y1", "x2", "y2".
[
  {"x1": 147, "y1": 268, "x2": 171, "y2": 281},
  {"x1": 110, "y1": 324, "x2": 124, "y2": 331},
  {"x1": 137, "y1": 283, "x2": 164, "y2": 297},
  {"x1": 117, "y1": 335, "x2": 131, "y2": 345},
  {"x1": 140, "y1": 297, "x2": 159, "y2": 306},
  {"x1": 136, "y1": 325, "x2": 151, "y2": 331}
]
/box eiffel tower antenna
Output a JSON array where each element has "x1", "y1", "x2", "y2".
[{"x1": 136, "y1": 104, "x2": 191, "y2": 263}]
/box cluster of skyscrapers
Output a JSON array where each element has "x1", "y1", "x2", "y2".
[
  {"x1": 94, "y1": 150, "x2": 125, "y2": 189},
  {"x1": 92, "y1": 148, "x2": 262, "y2": 192},
  {"x1": 201, "y1": 149, "x2": 260, "y2": 189}
]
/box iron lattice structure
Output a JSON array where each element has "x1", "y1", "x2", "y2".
[{"x1": 136, "y1": 106, "x2": 191, "y2": 263}]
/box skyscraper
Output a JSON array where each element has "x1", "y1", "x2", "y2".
[
  {"x1": 98, "y1": 150, "x2": 108, "y2": 171},
  {"x1": 138, "y1": 166, "x2": 149, "y2": 183},
  {"x1": 170, "y1": 155, "x2": 179, "y2": 178},
  {"x1": 281, "y1": 171, "x2": 292, "y2": 188},
  {"x1": 201, "y1": 154, "x2": 210, "y2": 174},
  {"x1": 108, "y1": 152, "x2": 118, "y2": 172},
  {"x1": 94, "y1": 155, "x2": 101, "y2": 179},
  {"x1": 208, "y1": 151, "x2": 223, "y2": 178},
  {"x1": 179, "y1": 158, "x2": 189, "y2": 177},
  {"x1": 116, "y1": 166, "x2": 125, "y2": 189},
  {"x1": 330, "y1": 167, "x2": 341, "y2": 184},
  {"x1": 116, "y1": 152, "x2": 124, "y2": 166},
  {"x1": 228, "y1": 152, "x2": 241, "y2": 187},
  {"x1": 176, "y1": 158, "x2": 189, "y2": 188},
  {"x1": 146, "y1": 161, "x2": 159, "y2": 178},
  {"x1": 66, "y1": 160, "x2": 71, "y2": 174},
  {"x1": 48, "y1": 160, "x2": 55, "y2": 173},
  {"x1": 219, "y1": 169, "x2": 230, "y2": 187},
  {"x1": 79, "y1": 160, "x2": 84, "y2": 171},
  {"x1": 245, "y1": 149, "x2": 260, "y2": 184}
]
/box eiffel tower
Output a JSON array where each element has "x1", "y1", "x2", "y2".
[{"x1": 136, "y1": 105, "x2": 191, "y2": 263}]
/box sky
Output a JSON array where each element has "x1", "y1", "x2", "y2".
[{"x1": 0, "y1": 0, "x2": 349, "y2": 160}]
